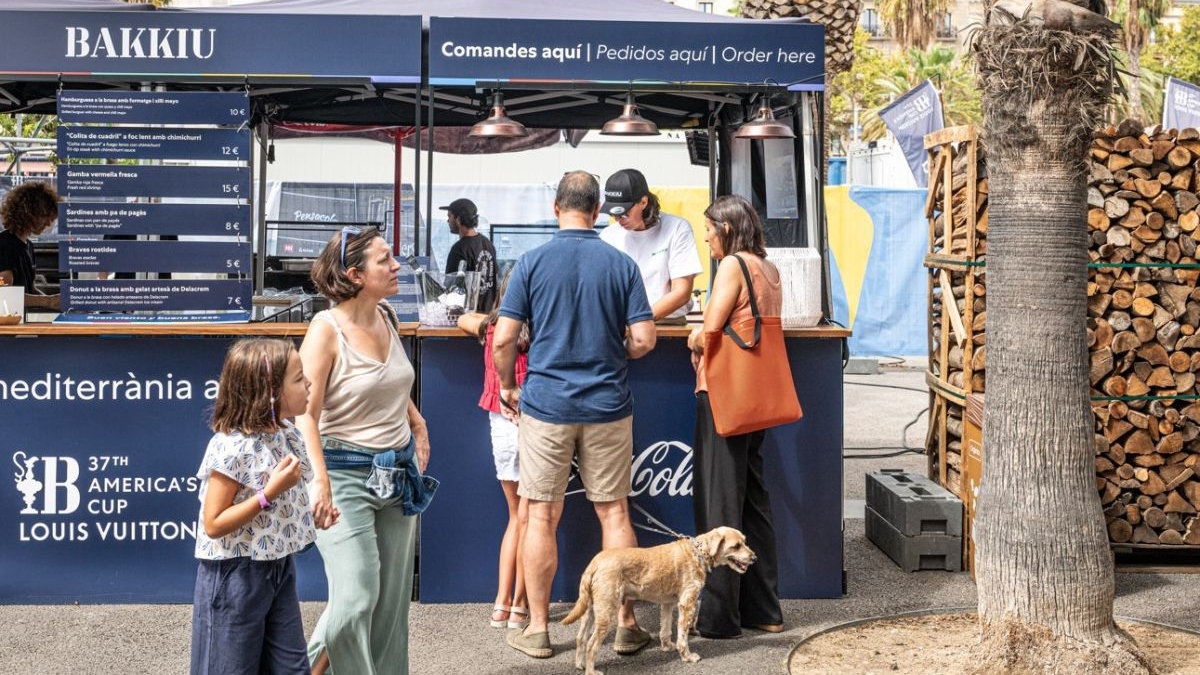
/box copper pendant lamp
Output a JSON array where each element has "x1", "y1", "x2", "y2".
[
  {"x1": 600, "y1": 93, "x2": 660, "y2": 136},
  {"x1": 733, "y1": 102, "x2": 796, "y2": 140},
  {"x1": 469, "y1": 92, "x2": 529, "y2": 137}
]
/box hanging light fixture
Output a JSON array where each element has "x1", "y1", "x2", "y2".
[
  {"x1": 600, "y1": 93, "x2": 660, "y2": 136},
  {"x1": 469, "y1": 91, "x2": 528, "y2": 137},
  {"x1": 733, "y1": 99, "x2": 796, "y2": 140}
]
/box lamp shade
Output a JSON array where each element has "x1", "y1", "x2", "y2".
[
  {"x1": 733, "y1": 103, "x2": 795, "y2": 140},
  {"x1": 600, "y1": 93, "x2": 660, "y2": 136},
  {"x1": 469, "y1": 92, "x2": 528, "y2": 137}
]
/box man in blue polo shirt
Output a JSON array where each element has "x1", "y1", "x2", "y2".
[{"x1": 494, "y1": 170, "x2": 657, "y2": 660}]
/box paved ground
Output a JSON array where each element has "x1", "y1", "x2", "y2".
[{"x1": 4, "y1": 359, "x2": 1198, "y2": 675}]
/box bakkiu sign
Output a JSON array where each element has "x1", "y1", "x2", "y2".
[{"x1": 0, "y1": 12, "x2": 422, "y2": 82}]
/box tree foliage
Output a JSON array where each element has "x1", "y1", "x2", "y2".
[
  {"x1": 1110, "y1": 0, "x2": 1171, "y2": 123},
  {"x1": 828, "y1": 30, "x2": 899, "y2": 153},
  {"x1": 1145, "y1": 7, "x2": 1200, "y2": 84},
  {"x1": 876, "y1": 0, "x2": 950, "y2": 50}
]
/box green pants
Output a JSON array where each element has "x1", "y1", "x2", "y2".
[{"x1": 308, "y1": 466, "x2": 417, "y2": 675}]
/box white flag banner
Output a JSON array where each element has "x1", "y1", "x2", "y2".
[
  {"x1": 1163, "y1": 77, "x2": 1200, "y2": 131},
  {"x1": 877, "y1": 80, "x2": 944, "y2": 188}
]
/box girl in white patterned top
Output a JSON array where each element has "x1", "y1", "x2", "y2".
[{"x1": 190, "y1": 338, "x2": 336, "y2": 675}]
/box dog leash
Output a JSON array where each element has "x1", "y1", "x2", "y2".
[
  {"x1": 566, "y1": 458, "x2": 688, "y2": 541},
  {"x1": 628, "y1": 499, "x2": 688, "y2": 540}
]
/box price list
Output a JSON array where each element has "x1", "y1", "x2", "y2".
[{"x1": 56, "y1": 91, "x2": 252, "y2": 320}]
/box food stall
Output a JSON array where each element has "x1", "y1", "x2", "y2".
[{"x1": 0, "y1": 0, "x2": 848, "y2": 604}]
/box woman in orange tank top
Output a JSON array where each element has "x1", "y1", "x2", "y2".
[{"x1": 686, "y1": 195, "x2": 785, "y2": 639}]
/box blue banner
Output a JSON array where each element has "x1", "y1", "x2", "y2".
[
  {"x1": 60, "y1": 240, "x2": 251, "y2": 274},
  {"x1": 0, "y1": 336, "x2": 330, "y2": 603},
  {"x1": 877, "y1": 80, "x2": 943, "y2": 188},
  {"x1": 60, "y1": 165, "x2": 249, "y2": 200},
  {"x1": 58, "y1": 126, "x2": 249, "y2": 161},
  {"x1": 0, "y1": 12, "x2": 422, "y2": 83},
  {"x1": 429, "y1": 18, "x2": 824, "y2": 90},
  {"x1": 63, "y1": 279, "x2": 251, "y2": 313},
  {"x1": 61, "y1": 202, "x2": 249, "y2": 237},
  {"x1": 58, "y1": 90, "x2": 249, "y2": 125},
  {"x1": 1164, "y1": 77, "x2": 1200, "y2": 131}
]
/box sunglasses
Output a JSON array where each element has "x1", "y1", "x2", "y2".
[{"x1": 339, "y1": 225, "x2": 363, "y2": 269}]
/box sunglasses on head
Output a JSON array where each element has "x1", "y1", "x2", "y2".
[{"x1": 339, "y1": 225, "x2": 363, "y2": 269}]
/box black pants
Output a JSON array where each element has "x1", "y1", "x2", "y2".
[{"x1": 692, "y1": 392, "x2": 783, "y2": 637}]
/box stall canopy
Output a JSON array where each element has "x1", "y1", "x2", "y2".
[
  {"x1": 0, "y1": 0, "x2": 828, "y2": 295},
  {"x1": 0, "y1": 0, "x2": 823, "y2": 131}
]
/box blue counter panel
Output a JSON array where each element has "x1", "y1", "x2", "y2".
[
  {"x1": 0, "y1": 332, "x2": 840, "y2": 604},
  {"x1": 418, "y1": 335, "x2": 843, "y2": 602}
]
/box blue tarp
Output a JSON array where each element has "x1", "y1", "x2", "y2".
[{"x1": 830, "y1": 186, "x2": 928, "y2": 357}]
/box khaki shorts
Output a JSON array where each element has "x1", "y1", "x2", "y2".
[{"x1": 517, "y1": 413, "x2": 632, "y2": 502}]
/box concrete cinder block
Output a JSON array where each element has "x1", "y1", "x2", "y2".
[
  {"x1": 865, "y1": 469, "x2": 962, "y2": 536},
  {"x1": 866, "y1": 506, "x2": 963, "y2": 572},
  {"x1": 844, "y1": 357, "x2": 879, "y2": 375}
]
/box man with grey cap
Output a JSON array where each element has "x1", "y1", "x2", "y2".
[
  {"x1": 441, "y1": 197, "x2": 497, "y2": 312},
  {"x1": 600, "y1": 168, "x2": 703, "y2": 324}
]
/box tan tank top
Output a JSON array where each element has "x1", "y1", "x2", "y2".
[
  {"x1": 315, "y1": 306, "x2": 414, "y2": 450},
  {"x1": 696, "y1": 253, "x2": 783, "y2": 393}
]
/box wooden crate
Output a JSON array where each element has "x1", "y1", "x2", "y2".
[{"x1": 925, "y1": 125, "x2": 988, "y2": 493}]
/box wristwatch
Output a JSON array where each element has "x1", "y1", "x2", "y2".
[{"x1": 256, "y1": 488, "x2": 273, "y2": 510}]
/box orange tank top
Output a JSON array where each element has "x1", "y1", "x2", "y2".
[{"x1": 695, "y1": 253, "x2": 782, "y2": 393}]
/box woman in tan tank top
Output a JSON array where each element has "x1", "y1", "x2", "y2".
[
  {"x1": 685, "y1": 195, "x2": 785, "y2": 639},
  {"x1": 297, "y1": 226, "x2": 431, "y2": 675}
]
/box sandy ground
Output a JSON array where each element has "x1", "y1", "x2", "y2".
[{"x1": 789, "y1": 613, "x2": 1200, "y2": 675}]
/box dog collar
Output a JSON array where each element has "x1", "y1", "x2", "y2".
[{"x1": 688, "y1": 537, "x2": 712, "y2": 573}]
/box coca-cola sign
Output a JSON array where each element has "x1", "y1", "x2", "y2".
[
  {"x1": 631, "y1": 441, "x2": 692, "y2": 498},
  {"x1": 564, "y1": 440, "x2": 693, "y2": 499}
]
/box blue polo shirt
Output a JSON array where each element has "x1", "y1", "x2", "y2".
[{"x1": 499, "y1": 229, "x2": 653, "y2": 424}]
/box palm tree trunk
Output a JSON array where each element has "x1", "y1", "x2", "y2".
[
  {"x1": 970, "y1": 21, "x2": 1151, "y2": 674},
  {"x1": 1127, "y1": 44, "x2": 1145, "y2": 125}
]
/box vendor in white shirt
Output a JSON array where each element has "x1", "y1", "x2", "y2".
[{"x1": 599, "y1": 169, "x2": 703, "y2": 324}]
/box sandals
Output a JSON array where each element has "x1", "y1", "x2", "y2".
[
  {"x1": 489, "y1": 605, "x2": 510, "y2": 628},
  {"x1": 507, "y1": 605, "x2": 529, "y2": 630}
]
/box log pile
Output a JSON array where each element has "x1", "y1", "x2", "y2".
[
  {"x1": 925, "y1": 126, "x2": 988, "y2": 495},
  {"x1": 740, "y1": 0, "x2": 858, "y2": 75},
  {"x1": 1089, "y1": 121, "x2": 1200, "y2": 545}
]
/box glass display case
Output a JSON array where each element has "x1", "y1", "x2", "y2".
[{"x1": 489, "y1": 222, "x2": 609, "y2": 278}]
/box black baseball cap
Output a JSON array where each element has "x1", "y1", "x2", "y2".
[
  {"x1": 600, "y1": 169, "x2": 649, "y2": 216},
  {"x1": 438, "y1": 198, "x2": 477, "y2": 220}
]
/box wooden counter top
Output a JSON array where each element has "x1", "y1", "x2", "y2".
[
  {"x1": 388, "y1": 323, "x2": 849, "y2": 339},
  {"x1": 0, "y1": 322, "x2": 850, "y2": 339}
]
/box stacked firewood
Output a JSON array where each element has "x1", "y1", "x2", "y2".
[
  {"x1": 740, "y1": 0, "x2": 858, "y2": 74},
  {"x1": 1089, "y1": 121, "x2": 1200, "y2": 545}
]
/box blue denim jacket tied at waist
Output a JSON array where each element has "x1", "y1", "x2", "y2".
[{"x1": 321, "y1": 436, "x2": 438, "y2": 516}]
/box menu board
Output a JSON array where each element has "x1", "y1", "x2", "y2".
[{"x1": 57, "y1": 90, "x2": 252, "y2": 322}]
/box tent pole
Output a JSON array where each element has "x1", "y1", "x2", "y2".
[
  {"x1": 393, "y1": 128, "x2": 402, "y2": 256},
  {"x1": 254, "y1": 120, "x2": 268, "y2": 294},
  {"x1": 425, "y1": 86, "x2": 435, "y2": 259},
  {"x1": 412, "y1": 85, "x2": 423, "y2": 257}
]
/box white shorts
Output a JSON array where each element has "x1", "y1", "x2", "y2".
[{"x1": 489, "y1": 411, "x2": 520, "y2": 482}]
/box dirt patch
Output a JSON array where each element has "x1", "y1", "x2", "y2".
[{"x1": 789, "y1": 612, "x2": 1200, "y2": 675}]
